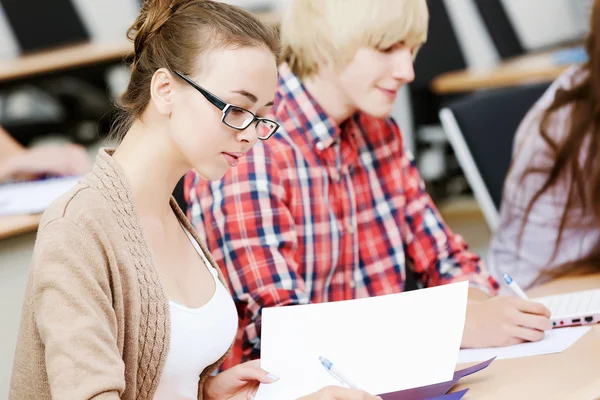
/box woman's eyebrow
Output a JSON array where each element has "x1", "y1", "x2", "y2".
[{"x1": 231, "y1": 89, "x2": 257, "y2": 103}]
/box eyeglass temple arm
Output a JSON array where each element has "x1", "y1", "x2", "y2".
[{"x1": 174, "y1": 71, "x2": 227, "y2": 110}]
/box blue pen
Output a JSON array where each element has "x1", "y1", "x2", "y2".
[
  {"x1": 319, "y1": 356, "x2": 360, "y2": 389},
  {"x1": 502, "y1": 273, "x2": 529, "y2": 300}
]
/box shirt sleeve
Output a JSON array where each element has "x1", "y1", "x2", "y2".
[
  {"x1": 187, "y1": 142, "x2": 310, "y2": 366},
  {"x1": 397, "y1": 130, "x2": 499, "y2": 294},
  {"x1": 30, "y1": 218, "x2": 124, "y2": 399}
]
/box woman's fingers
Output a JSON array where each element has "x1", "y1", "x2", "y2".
[
  {"x1": 513, "y1": 298, "x2": 551, "y2": 317},
  {"x1": 235, "y1": 360, "x2": 279, "y2": 383}
]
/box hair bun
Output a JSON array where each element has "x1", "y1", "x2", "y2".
[{"x1": 127, "y1": 0, "x2": 180, "y2": 69}]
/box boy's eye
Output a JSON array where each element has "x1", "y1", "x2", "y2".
[{"x1": 378, "y1": 41, "x2": 406, "y2": 54}]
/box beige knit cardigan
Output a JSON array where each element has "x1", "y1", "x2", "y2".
[{"x1": 10, "y1": 148, "x2": 231, "y2": 400}]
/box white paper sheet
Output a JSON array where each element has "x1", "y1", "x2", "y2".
[
  {"x1": 0, "y1": 176, "x2": 81, "y2": 216},
  {"x1": 255, "y1": 281, "x2": 469, "y2": 399},
  {"x1": 457, "y1": 325, "x2": 591, "y2": 364}
]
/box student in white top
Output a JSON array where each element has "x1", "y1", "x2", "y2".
[
  {"x1": 109, "y1": 1, "x2": 379, "y2": 399},
  {"x1": 10, "y1": 1, "x2": 380, "y2": 399}
]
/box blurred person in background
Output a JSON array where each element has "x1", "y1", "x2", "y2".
[
  {"x1": 489, "y1": 0, "x2": 600, "y2": 289},
  {"x1": 0, "y1": 125, "x2": 90, "y2": 182}
]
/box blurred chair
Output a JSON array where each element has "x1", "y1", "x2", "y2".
[
  {"x1": 0, "y1": 0, "x2": 89, "y2": 54},
  {"x1": 0, "y1": 86, "x2": 66, "y2": 146},
  {"x1": 438, "y1": 82, "x2": 550, "y2": 231}
]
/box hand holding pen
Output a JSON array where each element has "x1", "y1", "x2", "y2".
[{"x1": 461, "y1": 274, "x2": 552, "y2": 348}]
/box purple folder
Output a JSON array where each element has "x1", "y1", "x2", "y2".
[
  {"x1": 378, "y1": 357, "x2": 495, "y2": 400},
  {"x1": 426, "y1": 389, "x2": 469, "y2": 400}
]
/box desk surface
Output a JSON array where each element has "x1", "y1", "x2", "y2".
[
  {"x1": 453, "y1": 274, "x2": 600, "y2": 399},
  {"x1": 0, "y1": 11, "x2": 279, "y2": 83},
  {"x1": 0, "y1": 40, "x2": 133, "y2": 83},
  {"x1": 431, "y1": 50, "x2": 573, "y2": 95},
  {"x1": 0, "y1": 214, "x2": 41, "y2": 241}
]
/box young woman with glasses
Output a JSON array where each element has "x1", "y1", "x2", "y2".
[{"x1": 9, "y1": 1, "x2": 379, "y2": 399}]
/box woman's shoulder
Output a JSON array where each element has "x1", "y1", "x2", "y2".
[
  {"x1": 30, "y1": 180, "x2": 128, "y2": 290},
  {"x1": 512, "y1": 66, "x2": 587, "y2": 155},
  {"x1": 38, "y1": 178, "x2": 119, "y2": 244},
  {"x1": 535, "y1": 65, "x2": 587, "y2": 110}
]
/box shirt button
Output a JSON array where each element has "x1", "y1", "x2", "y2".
[
  {"x1": 316, "y1": 141, "x2": 325, "y2": 151},
  {"x1": 349, "y1": 280, "x2": 356, "y2": 288}
]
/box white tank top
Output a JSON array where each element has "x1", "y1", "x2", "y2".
[{"x1": 153, "y1": 227, "x2": 238, "y2": 400}]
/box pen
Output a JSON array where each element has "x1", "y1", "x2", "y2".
[
  {"x1": 319, "y1": 356, "x2": 360, "y2": 390},
  {"x1": 502, "y1": 273, "x2": 530, "y2": 300}
]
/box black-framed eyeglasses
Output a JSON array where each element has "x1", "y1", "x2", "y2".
[{"x1": 174, "y1": 71, "x2": 279, "y2": 140}]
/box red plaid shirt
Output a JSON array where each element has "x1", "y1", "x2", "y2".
[{"x1": 185, "y1": 63, "x2": 498, "y2": 369}]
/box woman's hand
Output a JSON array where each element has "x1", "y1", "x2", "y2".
[
  {"x1": 462, "y1": 296, "x2": 552, "y2": 348},
  {"x1": 203, "y1": 360, "x2": 279, "y2": 400},
  {"x1": 0, "y1": 144, "x2": 91, "y2": 182},
  {"x1": 298, "y1": 386, "x2": 382, "y2": 400}
]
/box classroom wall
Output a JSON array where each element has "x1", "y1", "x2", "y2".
[
  {"x1": 441, "y1": 0, "x2": 586, "y2": 72},
  {"x1": 501, "y1": 0, "x2": 587, "y2": 50},
  {"x1": 71, "y1": 0, "x2": 140, "y2": 42}
]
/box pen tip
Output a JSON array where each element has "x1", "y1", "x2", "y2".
[
  {"x1": 502, "y1": 273, "x2": 512, "y2": 284},
  {"x1": 319, "y1": 356, "x2": 333, "y2": 369}
]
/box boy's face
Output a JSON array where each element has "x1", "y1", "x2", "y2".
[{"x1": 335, "y1": 44, "x2": 416, "y2": 118}]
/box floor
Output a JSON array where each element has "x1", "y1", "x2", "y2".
[{"x1": 0, "y1": 186, "x2": 490, "y2": 397}]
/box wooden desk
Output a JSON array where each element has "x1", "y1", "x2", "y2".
[
  {"x1": 0, "y1": 214, "x2": 41, "y2": 240},
  {"x1": 453, "y1": 274, "x2": 600, "y2": 399},
  {"x1": 0, "y1": 40, "x2": 133, "y2": 83},
  {"x1": 0, "y1": 11, "x2": 280, "y2": 84},
  {"x1": 431, "y1": 50, "x2": 573, "y2": 95}
]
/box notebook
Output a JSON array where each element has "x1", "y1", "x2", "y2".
[
  {"x1": 534, "y1": 289, "x2": 600, "y2": 328},
  {"x1": 0, "y1": 176, "x2": 80, "y2": 216}
]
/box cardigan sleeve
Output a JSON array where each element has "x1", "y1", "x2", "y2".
[{"x1": 31, "y1": 217, "x2": 124, "y2": 399}]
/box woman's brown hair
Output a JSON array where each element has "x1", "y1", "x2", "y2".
[
  {"x1": 113, "y1": 0, "x2": 279, "y2": 140},
  {"x1": 519, "y1": 0, "x2": 600, "y2": 282}
]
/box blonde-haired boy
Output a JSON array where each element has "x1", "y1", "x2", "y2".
[{"x1": 186, "y1": 0, "x2": 551, "y2": 369}]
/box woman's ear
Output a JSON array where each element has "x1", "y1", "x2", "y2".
[{"x1": 150, "y1": 68, "x2": 175, "y2": 116}]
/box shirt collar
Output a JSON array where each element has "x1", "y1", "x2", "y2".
[{"x1": 276, "y1": 63, "x2": 342, "y2": 150}]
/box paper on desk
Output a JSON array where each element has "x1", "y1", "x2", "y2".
[
  {"x1": 0, "y1": 176, "x2": 80, "y2": 216},
  {"x1": 457, "y1": 325, "x2": 591, "y2": 364},
  {"x1": 255, "y1": 281, "x2": 469, "y2": 400}
]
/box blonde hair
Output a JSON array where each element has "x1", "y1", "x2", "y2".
[
  {"x1": 113, "y1": 0, "x2": 279, "y2": 141},
  {"x1": 281, "y1": 0, "x2": 429, "y2": 79}
]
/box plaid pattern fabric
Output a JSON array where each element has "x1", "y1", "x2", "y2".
[{"x1": 185, "y1": 63, "x2": 499, "y2": 369}]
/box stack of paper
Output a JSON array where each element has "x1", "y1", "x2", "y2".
[
  {"x1": 0, "y1": 176, "x2": 80, "y2": 216},
  {"x1": 255, "y1": 281, "x2": 470, "y2": 399},
  {"x1": 458, "y1": 325, "x2": 591, "y2": 364}
]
